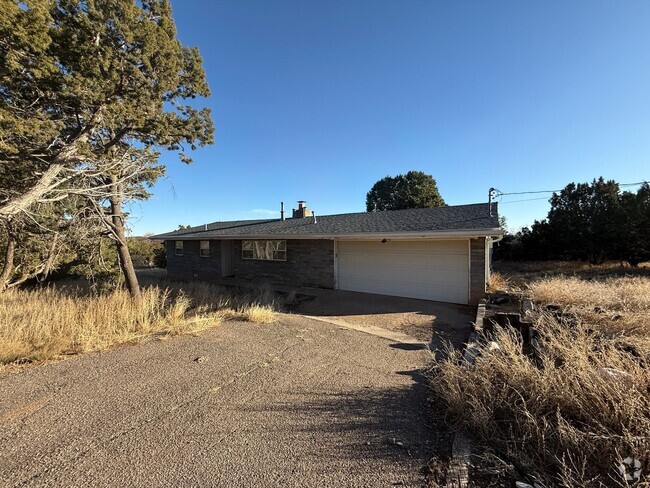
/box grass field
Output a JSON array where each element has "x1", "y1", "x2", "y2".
[
  {"x1": 0, "y1": 270, "x2": 283, "y2": 367},
  {"x1": 432, "y1": 261, "x2": 650, "y2": 487}
]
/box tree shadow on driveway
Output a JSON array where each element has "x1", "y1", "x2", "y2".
[{"x1": 236, "y1": 368, "x2": 452, "y2": 485}]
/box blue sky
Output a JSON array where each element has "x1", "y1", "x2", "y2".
[{"x1": 130, "y1": 0, "x2": 650, "y2": 235}]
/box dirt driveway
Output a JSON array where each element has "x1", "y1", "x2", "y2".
[
  {"x1": 1, "y1": 314, "x2": 453, "y2": 487},
  {"x1": 292, "y1": 290, "x2": 474, "y2": 349}
]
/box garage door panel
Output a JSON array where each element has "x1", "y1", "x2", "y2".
[
  {"x1": 340, "y1": 251, "x2": 466, "y2": 270},
  {"x1": 339, "y1": 267, "x2": 455, "y2": 288},
  {"x1": 337, "y1": 240, "x2": 469, "y2": 304},
  {"x1": 339, "y1": 255, "x2": 467, "y2": 274},
  {"x1": 339, "y1": 277, "x2": 462, "y2": 303}
]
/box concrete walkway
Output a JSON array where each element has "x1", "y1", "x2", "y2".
[{"x1": 1, "y1": 315, "x2": 437, "y2": 487}]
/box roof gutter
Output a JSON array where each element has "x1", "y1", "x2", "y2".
[{"x1": 153, "y1": 228, "x2": 505, "y2": 241}]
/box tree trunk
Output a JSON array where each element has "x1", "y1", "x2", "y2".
[
  {"x1": 110, "y1": 192, "x2": 141, "y2": 300},
  {"x1": 0, "y1": 237, "x2": 16, "y2": 291},
  {"x1": 40, "y1": 233, "x2": 60, "y2": 282},
  {"x1": 0, "y1": 164, "x2": 65, "y2": 220},
  {"x1": 0, "y1": 134, "x2": 88, "y2": 221}
]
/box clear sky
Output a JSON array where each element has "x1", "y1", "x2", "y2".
[{"x1": 130, "y1": 0, "x2": 650, "y2": 235}]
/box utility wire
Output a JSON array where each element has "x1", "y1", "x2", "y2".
[
  {"x1": 498, "y1": 196, "x2": 551, "y2": 204},
  {"x1": 497, "y1": 189, "x2": 561, "y2": 196},
  {"x1": 619, "y1": 181, "x2": 648, "y2": 187},
  {"x1": 494, "y1": 180, "x2": 648, "y2": 198}
]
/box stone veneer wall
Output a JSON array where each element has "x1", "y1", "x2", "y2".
[{"x1": 469, "y1": 237, "x2": 488, "y2": 305}]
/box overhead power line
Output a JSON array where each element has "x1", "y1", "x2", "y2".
[
  {"x1": 493, "y1": 180, "x2": 648, "y2": 198},
  {"x1": 497, "y1": 189, "x2": 561, "y2": 196},
  {"x1": 488, "y1": 180, "x2": 649, "y2": 207},
  {"x1": 498, "y1": 196, "x2": 551, "y2": 204},
  {"x1": 619, "y1": 181, "x2": 649, "y2": 187}
]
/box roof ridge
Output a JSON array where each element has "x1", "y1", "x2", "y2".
[
  {"x1": 322, "y1": 202, "x2": 490, "y2": 219},
  {"x1": 151, "y1": 202, "x2": 499, "y2": 240}
]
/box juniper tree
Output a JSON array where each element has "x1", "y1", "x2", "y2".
[
  {"x1": 0, "y1": 0, "x2": 214, "y2": 298},
  {"x1": 366, "y1": 171, "x2": 445, "y2": 212}
]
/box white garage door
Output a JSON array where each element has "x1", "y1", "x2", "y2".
[{"x1": 336, "y1": 240, "x2": 469, "y2": 304}]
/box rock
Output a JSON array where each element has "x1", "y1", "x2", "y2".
[
  {"x1": 447, "y1": 433, "x2": 472, "y2": 488},
  {"x1": 193, "y1": 356, "x2": 207, "y2": 363},
  {"x1": 618, "y1": 456, "x2": 642, "y2": 482},
  {"x1": 522, "y1": 299, "x2": 534, "y2": 314},
  {"x1": 487, "y1": 341, "x2": 500, "y2": 351},
  {"x1": 599, "y1": 367, "x2": 633, "y2": 387},
  {"x1": 462, "y1": 344, "x2": 479, "y2": 363}
]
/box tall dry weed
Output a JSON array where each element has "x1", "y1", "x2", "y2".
[
  {"x1": 528, "y1": 276, "x2": 650, "y2": 338},
  {"x1": 487, "y1": 271, "x2": 510, "y2": 292},
  {"x1": 0, "y1": 287, "x2": 186, "y2": 364},
  {"x1": 0, "y1": 281, "x2": 285, "y2": 366},
  {"x1": 433, "y1": 314, "x2": 650, "y2": 487},
  {"x1": 434, "y1": 274, "x2": 650, "y2": 486}
]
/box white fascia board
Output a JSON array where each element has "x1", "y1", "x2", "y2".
[{"x1": 166, "y1": 228, "x2": 504, "y2": 240}]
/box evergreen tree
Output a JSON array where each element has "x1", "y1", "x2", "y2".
[
  {"x1": 366, "y1": 171, "x2": 445, "y2": 211},
  {"x1": 0, "y1": 0, "x2": 214, "y2": 298}
]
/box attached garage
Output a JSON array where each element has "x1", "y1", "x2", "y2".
[{"x1": 336, "y1": 240, "x2": 470, "y2": 304}]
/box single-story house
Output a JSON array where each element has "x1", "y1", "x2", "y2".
[{"x1": 152, "y1": 201, "x2": 503, "y2": 305}]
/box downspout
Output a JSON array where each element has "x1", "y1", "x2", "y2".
[
  {"x1": 486, "y1": 235, "x2": 504, "y2": 282},
  {"x1": 488, "y1": 235, "x2": 504, "y2": 245}
]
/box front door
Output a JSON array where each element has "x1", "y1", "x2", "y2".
[{"x1": 221, "y1": 240, "x2": 235, "y2": 277}]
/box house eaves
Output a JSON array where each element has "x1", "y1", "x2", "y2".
[
  {"x1": 151, "y1": 203, "x2": 502, "y2": 241},
  {"x1": 158, "y1": 228, "x2": 504, "y2": 241}
]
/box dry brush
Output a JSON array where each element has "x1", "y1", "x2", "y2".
[
  {"x1": 432, "y1": 273, "x2": 650, "y2": 487},
  {"x1": 0, "y1": 282, "x2": 281, "y2": 367}
]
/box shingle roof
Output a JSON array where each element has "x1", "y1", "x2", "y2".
[{"x1": 152, "y1": 203, "x2": 501, "y2": 240}]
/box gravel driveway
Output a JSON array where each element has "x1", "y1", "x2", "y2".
[{"x1": 1, "y1": 314, "x2": 440, "y2": 487}]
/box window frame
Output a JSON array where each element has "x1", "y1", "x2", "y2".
[
  {"x1": 200, "y1": 240, "x2": 210, "y2": 258},
  {"x1": 241, "y1": 240, "x2": 287, "y2": 262},
  {"x1": 175, "y1": 240, "x2": 184, "y2": 256}
]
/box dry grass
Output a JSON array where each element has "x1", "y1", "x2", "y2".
[
  {"x1": 487, "y1": 271, "x2": 510, "y2": 292},
  {"x1": 433, "y1": 265, "x2": 650, "y2": 487},
  {"x1": 240, "y1": 303, "x2": 276, "y2": 324},
  {"x1": 529, "y1": 275, "x2": 650, "y2": 312},
  {"x1": 529, "y1": 276, "x2": 650, "y2": 339},
  {"x1": 0, "y1": 280, "x2": 283, "y2": 366},
  {"x1": 494, "y1": 260, "x2": 650, "y2": 288},
  {"x1": 434, "y1": 316, "x2": 650, "y2": 487}
]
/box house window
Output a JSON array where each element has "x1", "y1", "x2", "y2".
[
  {"x1": 242, "y1": 240, "x2": 286, "y2": 261},
  {"x1": 175, "y1": 241, "x2": 183, "y2": 256},
  {"x1": 200, "y1": 240, "x2": 210, "y2": 258}
]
